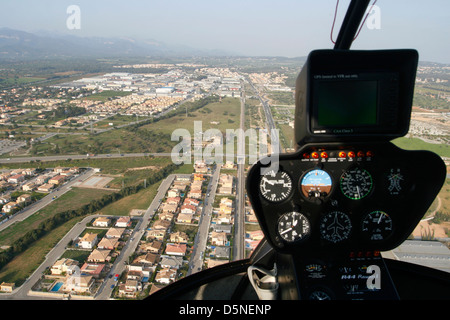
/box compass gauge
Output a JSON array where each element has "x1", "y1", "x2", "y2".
[{"x1": 320, "y1": 211, "x2": 352, "y2": 243}]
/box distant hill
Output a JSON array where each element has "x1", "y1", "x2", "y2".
[{"x1": 0, "y1": 28, "x2": 224, "y2": 60}]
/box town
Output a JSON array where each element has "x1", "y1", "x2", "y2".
[
  {"x1": 0, "y1": 160, "x2": 262, "y2": 299},
  {"x1": 0, "y1": 56, "x2": 448, "y2": 300}
]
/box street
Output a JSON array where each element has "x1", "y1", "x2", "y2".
[
  {"x1": 0, "y1": 174, "x2": 176, "y2": 300},
  {"x1": 187, "y1": 165, "x2": 221, "y2": 276},
  {"x1": 0, "y1": 168, "x2": 96, "y2": 232}
]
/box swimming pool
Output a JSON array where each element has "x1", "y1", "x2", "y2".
[{"x1": 50, "y1": 282, "x2": 63, "y2": 292}]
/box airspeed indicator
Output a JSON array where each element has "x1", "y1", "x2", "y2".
[{"x1": 340, "y1": 167, "x2": 373, "y2": 200}]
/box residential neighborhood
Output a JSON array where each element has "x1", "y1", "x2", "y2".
[
  {"x1": 0, "y1": 166, "x2": 83, "y2": 222},
  {"x1": 2, "y1": 161, "x2": 262, "y2": 299}
]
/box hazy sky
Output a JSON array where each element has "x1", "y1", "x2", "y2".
[{"x1": 1, "y1": 0, "x2": 449, "y2": 63}]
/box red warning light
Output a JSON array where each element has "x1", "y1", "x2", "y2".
[
  {"x1": 357, "y1": 151, "x2": 365, "y2": 157},
  {"x1": 320, "y1": 152, "x2": 328, "y2": 159},
  {"x1": 348, "y1": 151, "x2": 356, "y2": 158},
  {"x1": 366, "y1": 150, "x2": 374, "y2": 157},
  {"x1": 311, "y1": 152, "x2": 319, "y2": 159},
  {"x1": 303, "y1": 153, "x2": 310, "y2": 159},
  {"x1": 338, "y1": 151, "x2": 346, "y2": 158}
]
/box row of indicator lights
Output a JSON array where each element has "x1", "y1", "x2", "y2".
[
  {"x1": 349, "y1": 250, "x2": 381, "y2": 259},
  {"x1": 303, "y1": 151, "x2": 374, "y2": 159}
]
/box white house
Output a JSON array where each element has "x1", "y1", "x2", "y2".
[
  {"x1": 78, "y1": 233, "x2": 98, "y2": 249},
  {"x1": 115, "y1": 216, "x2": 132, "y2": 228}
]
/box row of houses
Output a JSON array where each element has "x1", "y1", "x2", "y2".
[
  {"x1": 116, "y1": 174, "x2": 210, "y2": 296},
  {"x1": 161, "y1": 174, "x2": 206, "y2": 225},
  {"x1": 108, "y1": 173, "x2": 207, "y2": 298},
  {"x1": 43, "y1": 216, "x2": 133, "y2": 295},
  {"x1": 0, "y1": 167, "x2": 81, "y2": 215}
]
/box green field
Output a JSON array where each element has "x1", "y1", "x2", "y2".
[
  {"x1": 141, "y1": 97, "x2": 241, "y2": 135},
  {"x1": 31, "y1": 126, "x2": 173, "y2": 155},
  {"x1": 0, "y1": 187, "x2": 115, "y2": 285},
  {"x1": 83, "y1": 90, "x2": 132, "y2": 101},
  {"x1": 94, "y1": 114, "x2": 151, "y2": 129},
  {"x1": 392, "y1": 137, "x2": 450, "y2": 158},
  {"x1": 0, "y1": 76, "x2": 45, "y2": 87},
  {"x1": 25, "y1": 97, "x2": 240, "y2": 157},
  {"x1": 0, "y1": 187, "x2": 114, "y2": 247},
  {"x1": 1, "y1": 156, "x2": 171, "y2": 174}
]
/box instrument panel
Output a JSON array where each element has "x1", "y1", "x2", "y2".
[{"x1": 246, "y1": 141, "x2": 446, "y2": 254}]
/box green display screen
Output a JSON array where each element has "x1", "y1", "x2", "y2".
[{"x1": 317, "y1": 80, "x2": 378, "y2": 127}]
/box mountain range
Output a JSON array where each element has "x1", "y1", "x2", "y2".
[{"x1": 0, "y1": 28, "x2": 229, "y2": 60}]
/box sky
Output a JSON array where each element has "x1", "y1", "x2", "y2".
[{"x1": 1, "y1": 0, "x2": 449, "y2": 63}]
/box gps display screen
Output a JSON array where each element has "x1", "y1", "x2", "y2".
[{"x1": 316, "y1": 80, "x2": 378, "y2": 127}]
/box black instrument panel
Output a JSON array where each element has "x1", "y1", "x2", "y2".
[{"x1": 246, "y1": 141, "x2": 446, "y2": 255}]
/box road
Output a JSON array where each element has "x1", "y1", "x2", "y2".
[
  {"x1": 0, "y1": 152, "x2": 173, "y2": 164},
  {"x1": 233, "y1": 87, "x2": 246, "y2": 261},
  {"x1": 187, "y1": 166, "x2": 221, "y2": 276},
  {"x1": 247, "y1": 77, "x2": 282, "y2": 154},
  {"x1": 95, "y1": 174, "x2": 175, "y2": 300},
  {"x1": 2, "y1": 213, "x2": 100, "y2": 300},
  {"x1": 0, "y1": 168, "x2": 96, "y2": 232},
  {"x1": 0, "y1": 174, "x2": 176, "y2": 300}
]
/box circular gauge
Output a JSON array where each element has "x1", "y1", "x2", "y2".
[
  {"x1": 361, "y1": 210, "x2": 393, "y2": 241},
  {"x1": 340, "y1": 167, "x2": 373, "y2": 200},
  {"x1": 304, "y1": 263, "x2": 327, "y2": 279},
  {"x1": 259, "y1": 170, "x2": 292, "y2": 202},
  {"x1": 300, "y1": 169, "x2": 332, "y2": 198},
  {"x1": 320, "y1": 211, "x2": 352, "y2": 243},
  {"x1": 309, "y1": 290, "x2": 332, "y2": 300},
  {"x1": 277, "y1": 211, "x2": 311, "y2": 243}
]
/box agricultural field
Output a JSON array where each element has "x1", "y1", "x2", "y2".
[{"x1": 13, "y1": 96, "x2": 240, "y2": 157}]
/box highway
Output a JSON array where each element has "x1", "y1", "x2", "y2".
[
  {"x1": 247, "y1": 77, "x2": 282, "y2": 154},
  {"x1": 0, "y1": 152, "x2": 173, "y2": 164},
  {"x1": 233, "y1": 86, "x2": 246, "y2": 261}
]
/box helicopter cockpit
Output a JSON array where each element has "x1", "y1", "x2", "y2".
[{"x1": 148, "y1": 0, "x2": 449, "y2": 303}]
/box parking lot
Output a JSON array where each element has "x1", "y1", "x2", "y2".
[{"x1": 78, "y1": 175, "x2": 114, "y2": 189}]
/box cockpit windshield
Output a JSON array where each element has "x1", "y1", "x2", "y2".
[{"x1": 0, "y1": 0, "x2": 448, "y2": 302}]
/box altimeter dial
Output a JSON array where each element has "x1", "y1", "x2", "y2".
[{"x1": 259, "y1": 170, "x2": 293, "y2": 202}]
